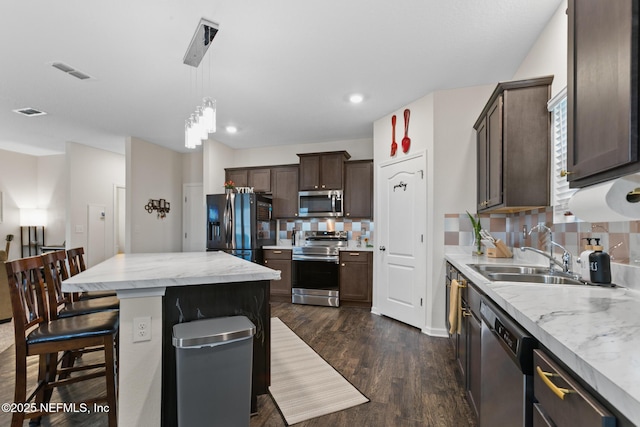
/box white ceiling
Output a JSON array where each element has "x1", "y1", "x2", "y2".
[{"x1": 0, "y1": 0, "x2": 563, "y2": 156}]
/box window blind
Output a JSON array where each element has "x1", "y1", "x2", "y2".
[{"x1": 548, "y1": 87, "x2": 577, "y2": 223}]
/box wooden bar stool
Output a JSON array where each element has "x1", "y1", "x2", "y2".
[
  {"x1": 41, "y1": 250, "x2": 119, "y2": 319},
  {"x1": 4, "y1": 256, "x2": 119, "y2": 427},
  {"x1": 67, "y1": 247, "x2": 116, "y2": 300}
]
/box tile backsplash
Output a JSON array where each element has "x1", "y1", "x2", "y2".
[
  {"x1": 445, "y1": 207, "x2": 640, "y2": 266},
  {"x1": 277, "y1": 219, "x2": 374, "y2": 244}
]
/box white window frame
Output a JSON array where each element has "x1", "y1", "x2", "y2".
[{"x1": 548, "y1": 87, "x2": 579, "y2": 224}]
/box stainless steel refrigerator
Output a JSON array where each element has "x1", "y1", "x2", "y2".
[{"x1": 206, "y1": 193, "x2": 275, "y2": 262}]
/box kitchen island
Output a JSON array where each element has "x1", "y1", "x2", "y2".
[
  {"x1": 445, "y1": 249, "x2": 640, "y2": 425},
  {"x1": 63, "y1": 251, "x2": 280, "y2": 427}
]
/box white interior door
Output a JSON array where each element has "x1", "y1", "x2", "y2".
[
  {"x1": 87, "y1": 204, "x2": 106, "y2": 268},
  {"x1": 377, "y1": 153, "x2": 426, "y2": 328},
  {"x1": 183, "y1": 183, "x2": 205, "y2": 252}
]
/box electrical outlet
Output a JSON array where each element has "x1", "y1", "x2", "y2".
[{"x1": 132, "y1": 316, "x2": 152, "y2": 343}]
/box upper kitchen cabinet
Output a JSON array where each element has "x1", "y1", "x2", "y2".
[
  {"x1": 271, "y1": 165, "x2": 299, "y2": 218},
  {"x1": 298, "y1": 151, "x2": 351, "y2": 190},
  {"x1": 225, "y1": 167, "x2": 271, "y2": 193},
  {"x1": 567, "y1": 0, "x2": 640, "y2": 188},
  {"x1": 344, "y1": 160, "x2": 373, "y2": 219},
  {"x1": 474, "y1": 76, "x2": 553, "y2": 213}
]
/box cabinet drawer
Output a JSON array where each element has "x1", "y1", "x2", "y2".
[
  {"x1": 533, "y1": 349, "x2": 615, "y2": 427},
  {"x1": 339, "y1": 251, "x2": 370, "y2": 262},
  {"x1": 263, "y1": 249, "x2": 292, "y2": 260}
]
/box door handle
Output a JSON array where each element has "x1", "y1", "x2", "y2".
[
  {"x1": 379, "y1": 246, "x2": 386, "y2": 251},
  {"x1": 536, "y1": 366, "x2": 574, "y2": 400}
]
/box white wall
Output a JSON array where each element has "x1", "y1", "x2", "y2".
[
  {"x1": 38, "y1": 154, "x2": 66, "y2": 245},
  {"x1": 66, "y1": 142, "x2": 125, "y2": 267},
  {"x1": 513, "y1": 0, "x2": 568, "y2": 97},
  {"x1": 0, "y1": 148, "x2": 38, "y2": 260},
  {"x1": 126, "y1": 137, "x2": 183, "y2": 253},
  {"x1": 203, "y1": 138, "x2": 235, "y2": 195}
]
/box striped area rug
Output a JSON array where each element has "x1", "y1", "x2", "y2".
[{"x1": 269, "y1": 317, "x2": 369, "y2": 425}]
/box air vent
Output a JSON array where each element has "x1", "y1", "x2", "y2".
[
  {"x1": 51, "y1": 61, "x2": 94, "y2": 80},
  {"x1": 13, "y1": 108, "x2": 47, "y2": 117}
]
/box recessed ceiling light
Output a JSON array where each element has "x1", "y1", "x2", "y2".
[
  {"x1": 349, "y1": 94, "x2": 364, "y2": 104},
  {"x1": 226, "y1": 126, "x2": 237, "y2": 134}
]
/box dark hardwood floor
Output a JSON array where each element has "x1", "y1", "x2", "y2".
[{"x1": 0, "y1": 302, "x2": 476, "y2": 426}]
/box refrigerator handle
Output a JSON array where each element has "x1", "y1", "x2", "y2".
[{"x1": 224, "y1": 193, "x2": 233, "y2": 245}]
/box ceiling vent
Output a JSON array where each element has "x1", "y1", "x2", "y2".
[
  {"x1": 13, "y1": 107, "x2": 47, "y2": 117},
  {"x1": 51, "y1": 62, "x2": 93, "y2": 80},
  {"x1": 183, "y1": 18, "x2": 219, "y2": 68}
]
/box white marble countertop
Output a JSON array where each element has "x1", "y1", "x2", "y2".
[
  {"x1": 445, "y1": 250, "x2": 640, "y2": 424},
  {"x1": 62, "y1": 251, "x2": 281, "y2": 293}
]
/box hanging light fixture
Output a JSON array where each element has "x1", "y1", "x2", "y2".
[{"x1": 184, "y1": 19, "x2": 219, "y2": 149}]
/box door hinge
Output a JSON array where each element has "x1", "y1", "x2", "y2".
[
  {"x1": 185, "y1": 196, "x2": 187, "y2": 203},
  {"x1": 420, "y1": 298, "x2": 423, "y2": 306},
  {"x1": 421, "y1": 234, "x2": 424, "y2": 243},
  {"x1": 184, "y1": 232, "x2": 187, "y2": 239}
]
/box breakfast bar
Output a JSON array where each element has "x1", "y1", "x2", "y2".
[{"x1": 62, "y1": 251, "x2": 280, "y2": 427}]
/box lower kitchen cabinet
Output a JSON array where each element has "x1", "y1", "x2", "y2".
[
  {"x1": 263, "y1": 249, "x2": 292, "y2": 302},
  {"x1": 533, "y1": 349, "x2": 616, "y2": 427},
  {"x1": 445, "y1": 262, "x2": 482, "y2": 420},
  {"x1": 339, "y1": 251, "x2": 372, "y2": 307}
]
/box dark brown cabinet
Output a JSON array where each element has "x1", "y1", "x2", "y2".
[
  {"x1": 344, "y1": 160, "x2": 373, "y2": 219},
  {"x1": 567, "y1": 0, "x2": 640, "y2": 188},
  {"x1": 298, "y1": 151, "x2": 351, "y2": 190},
  {"x1": 474, "y1": 76, "x2": 553, "y2": 212},
  {"x1": 271, "y1": 165, "x2": 299, "y2": 218},
  {"x1": 263, "y1": 249, "x2": 292, "y2": 302},
  {"x1": 445, "y1": 262, "x2": 482, "y2": 420},
  {"x1": 225, "y1": 169, "x2": 248, "y2": 188},
  {"x1": 533, "y1": 349, "x2": 615, "y2": 427},
  {"x1": 339, "y1": 251, "x2": 372, "y2": 307},
  {"x1": 225, "y1": 167, "x2": 271, "y2": 193}
]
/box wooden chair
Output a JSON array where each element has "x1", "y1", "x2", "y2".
[
  {"x1": 4, "y1": 256, "x2": 119, "y2": 427},
  {"x1": 67, "y1": 247, "x2": 116, "y2": 300},
  {"x1": 41, "y1": 250, "x2": 119, "y2": 319}
]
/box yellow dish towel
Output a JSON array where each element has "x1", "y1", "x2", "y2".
[{"x1": 448, "y1": 279, "x2": 462, "y2": 335}]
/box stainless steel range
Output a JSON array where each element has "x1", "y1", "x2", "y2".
[{"x1": 291, "y1": 231, "x2": 348, "y2": 307}]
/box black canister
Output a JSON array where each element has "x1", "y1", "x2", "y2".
[{"x1": 589, "y1": 239, "x2": 611, "y2": 284}]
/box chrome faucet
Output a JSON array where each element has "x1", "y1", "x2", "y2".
[{"x1": 520, "y1": 223, "x2": 574, "y2": 275}]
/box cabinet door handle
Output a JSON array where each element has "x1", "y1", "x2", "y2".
[
  {"x1": 273, "y1": 250, "x2": 282, "y2": 254},
  {"x1": 264, "y1": 260, "x2": 268, "y2": 264},
  {"x1": 560, "y1": 169, "x2": 573, "y2": 177},
  {"x1": 349, "y1": 252, "x2": 360, "y2": 256},
  {"x1": 536, "y1": 366, "x2": 574, "y2": 400},
  {"x1": 341, "y1": 263, "x2": 346, "y2": 267},
  {"x1": 462, "y1": 308, "x2": 472, "y2": 317}
]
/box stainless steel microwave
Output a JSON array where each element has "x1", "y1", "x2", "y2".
[{"x1": 298, "y1": 190, "x2": 343, "y2": 217}]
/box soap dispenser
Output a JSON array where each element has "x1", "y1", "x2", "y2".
[
  {"x1": 578, "y1": 238, "x2": 594, "y2": 281},
  {"x1": 589, "y1": 238, "x2": 611, "y2": 284}
]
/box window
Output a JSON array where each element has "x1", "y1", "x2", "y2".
[{"x1": 548, "y1": 87, "x2": 578, "y2": 223}]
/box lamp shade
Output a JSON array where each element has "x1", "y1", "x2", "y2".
[
  {"x1": 202, "y1": 98, "x2": 216, "y2": 133},
  {"x1": 20, "y1": 208, "x2": 47, "y2": 226}
]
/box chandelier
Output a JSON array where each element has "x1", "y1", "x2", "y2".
[{"x1": 184, "y1": 18, "x2": 218, "y2": 149}]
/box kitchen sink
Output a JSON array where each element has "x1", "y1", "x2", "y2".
[
  {"x1": 468, "y1": 264, "x2": 590, "y2": 286},
  {"x1": 483, "y1": 272, "x2": 585, "y2": 285},
  {"x1": 470, "y1": 264, "x2": 553, "y2": 275}
]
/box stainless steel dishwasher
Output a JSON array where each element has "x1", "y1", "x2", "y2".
[{"x1": 480, "y1": 297, "x2": 537, "y2": 427}]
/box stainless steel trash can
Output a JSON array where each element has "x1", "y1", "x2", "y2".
[{"x1": 172, "y1": 315, "x2": 256, "y2": 427}]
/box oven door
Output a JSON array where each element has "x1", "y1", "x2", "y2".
[{"x1": 291, "y1": 259, "x2": 340, "y2": 306}]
